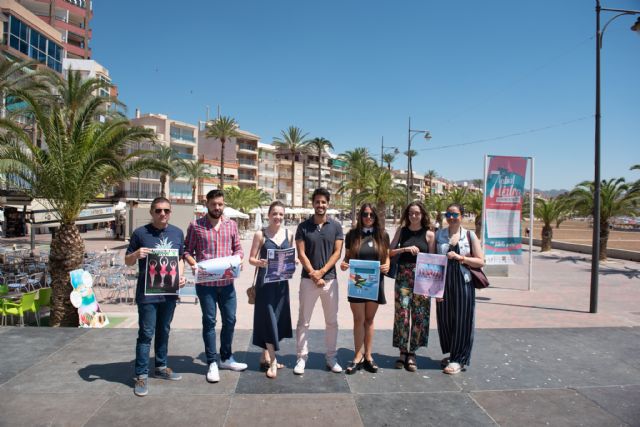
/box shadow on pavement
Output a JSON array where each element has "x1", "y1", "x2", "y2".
[{"x1": 477, "y1": 300, "x2": 586, "y2": 314}]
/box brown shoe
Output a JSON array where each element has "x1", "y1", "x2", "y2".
[{"x1": 405, "y1": 353, "x2": 417, "y2": 372}]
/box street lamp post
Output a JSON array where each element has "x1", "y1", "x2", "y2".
[
  {"x1": 590, "y1": 1, "x2": 640, "y2": 313},
  {"x1": 407, "y1": 117, "x2": 431, "y2": 205},
  {"x1": 380, "y1": 136, "x2": 399, "y2": 169}
]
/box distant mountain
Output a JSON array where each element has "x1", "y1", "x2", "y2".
[{"x1": 535, "y1": 188, "x2": 569, "y2": 198}]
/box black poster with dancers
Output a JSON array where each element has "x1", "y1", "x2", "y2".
[{"x1": 144, "y1": 248, "x2": 180, "y2": 295}]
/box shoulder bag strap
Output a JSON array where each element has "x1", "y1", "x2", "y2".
[{"x1": 467, "y1": 230, "x2": 473, "y2": 257}]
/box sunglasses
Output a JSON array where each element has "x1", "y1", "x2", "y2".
[
  {"x1": 445, "y1": 212, "x2": 460, "y2": 219},
  {"x1": 361, "y1": 212, "x2": 375, "y2": 218},
  {"x1": 154, "y1": 208, "x2": 172, "y2": 214}
]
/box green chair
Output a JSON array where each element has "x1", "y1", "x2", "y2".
[
  {"x1": 35, "y1": 287, "x2": 52, "y2": 316},
  {"x1": 2, "y1": 291, "x2": 39, "y2": 326},
  {"x1": 0, "y1": 283, "x2": 8, "y2": 295}
]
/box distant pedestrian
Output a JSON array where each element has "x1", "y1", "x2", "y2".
[
  {"x1": 436, "y1": 203, "x2": 484, "y2": 375},
  {"x1": 248, "y1": 201, "x2": 294, "y2": 379},
  {"x1": 389, "y1": 201, "x2": 435, "y2": 372},
  {"x1": 184, "y1": 189, "x2": 247, "y2": 384},
  {"x1": 126, "y1": 197, "x2": 186, "y2": 397},
  {"x1": 294, "y1": 188, "x2": 344, "y2": 375},
  {"x1": 340, "y1": 203, "x2": 390, "y2": 375}
]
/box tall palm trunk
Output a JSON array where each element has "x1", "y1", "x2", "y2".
[
  {"x1": 599, "y1": 221, "x2": 609, "y2": 261},
  {"x1": 49, "y1": 223, "x2": 84, "y2": 326},
  {"x1": 291, "y1": 158, "x2": 296, "y2": 206},
  {"x1": 541, "y1": 224, "x2": 553, "y2": 252},
  {"x1": 318, "y1": 152, "x2": 322, "y2": 187},
  {"x1": 160, "y1": 174, "x2": 167, "y2": 198},
  {"x1": 220, "y1": 137, "x2": 226, "y2": 189},
  {"x1": 191, "y1": 184, "x2": 196, "y2": 204},
  {"x1": 377, "y1": 202, "x2": 386, "y2": 229},
  {"x1": 351, "y1": 197, "x2": 357, "y2": 227},
  {"x1": 475, "y1": 215, "x2": 482, "y2": 238}
]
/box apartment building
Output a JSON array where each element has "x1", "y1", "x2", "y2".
[
  {"x1": 393, "y1": 169, "x2": 425, "y2": 200},
  {"x1": 0, "y1": 0, "x2": 64, "y2": 72},
  {"x1": 16, "y1": 0, "x2": 91, "y2": 59},
  {"x1": 117, "y1": 113, "x2": 198, "y2": 202},
  {"x1": 258, "y1": 142, "x2": 278, "y2": 200}
]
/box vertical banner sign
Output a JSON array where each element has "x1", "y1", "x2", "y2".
[{"x1": 484, "y1": 156, "x2": 528, "y2": 265}]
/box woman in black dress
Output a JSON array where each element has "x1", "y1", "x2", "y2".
[
  {"x1": 248, "y1": 201, "x2": 294, "y2": 379},
  {"x1": 340, "y1": 203, "x2": 390, "y2": 374}
]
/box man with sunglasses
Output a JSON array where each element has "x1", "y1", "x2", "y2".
[{"x1": 126, "y1": 197, "x2": 186, "y2": 397}]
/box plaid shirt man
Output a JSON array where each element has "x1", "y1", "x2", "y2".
[{"x1": 184, "y1": 216, "x2": 244, "y2": 287}]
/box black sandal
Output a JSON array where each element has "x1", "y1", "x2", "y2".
[
  {"x1": 345, "y1": 358, "x2": 364, "y2": 375},
  {"x1": 395, "y1": 352, "x2": 407, "y2": 369},
  {"x1": 363, "y1": 358, "x2": 379, "y2": 373}
]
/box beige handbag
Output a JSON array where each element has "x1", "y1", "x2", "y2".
[{"x1": 247, "y1": 229, "x2": 266, "y2": 304}]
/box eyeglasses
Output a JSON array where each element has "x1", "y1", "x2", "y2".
[
  {"x1": 361, "y1": 212, "x2": 375, "y2": 218},
  {"x1": 445, "y1": 212, "x2": 460, "y2": 219},
  {"x1": 154, "y1": 208, "x2": 171, "y2": 214}
]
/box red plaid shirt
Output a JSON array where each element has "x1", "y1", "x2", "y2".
[{"x1": 184, "y1": 216, "x2": 244, "y2": 287}]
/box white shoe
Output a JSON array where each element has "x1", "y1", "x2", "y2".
[
  {"x1": 326, "y1": 357, "x2": 343, "y2": 373},
  {"x1": 206, "y1": 362, "x2": 220, "y2": 383},
  {"x1": 219, "y1": 356, "x2": 248, "y2": 372},
  {"x1": 293, "y1": 358, "x2": 306, "y2": 375}
]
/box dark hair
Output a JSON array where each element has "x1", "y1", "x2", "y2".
[
  {"x1": 150, "y1": 197, "x2": 171, "y2": 210},
  {"x1": 446, "y1": 203, "x2": 465, "y2": 216},
  {"x1": 311, "y1": 188, "x2": 331, "y2": 203},
  {"x1": 268, "y1": 201, "x2": 285, "y2": 214},
  {"x1": 346, "y1": 203, "x2": 389, "y2": 264},
  {"x1": 401, "y1": 201, "x2": 431, "y2": 229},
  {"x1": 206, "y1": 189, "x2": 224, "y2": 201}
]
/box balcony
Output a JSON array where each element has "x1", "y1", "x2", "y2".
[
  {"x1": 170, "y1": 129, "x2": 195, "y2": 144},
  {"x1": 64, "y1": 43, "x2": 91, "y2": 58},
  {"x1": 237, "y1": 142, "x2": 257, "y2": 154},
  {"x1": 174, "y1": 152, "x2": 196, "y2": 160},
  {"x1": 238, "y1": 158, "x2": 257, "y2": 168},
  {"x1": 118, "y1": 191, "x2": 159, "y2": 200}
]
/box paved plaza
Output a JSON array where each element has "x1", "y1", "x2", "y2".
[{"x1": 1, "y1": 228, "x2": 639, "y2": 426}]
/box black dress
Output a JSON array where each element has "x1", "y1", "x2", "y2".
[
  {"x1": 345, "y1": 229, "x2": 388, "y2": 304},
  {"x1": 251, "y1": 230, "x2": 293, "y2": 351}
]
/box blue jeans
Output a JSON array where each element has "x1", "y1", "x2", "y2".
[
  {"x1": 134, "y1": 299, "x2": 177, "y2": 377},
  {"x1": 196, "y1": 284, "x2": 237, "y2": 364}
]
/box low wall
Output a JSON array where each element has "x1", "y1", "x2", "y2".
[{"x1": 522, "y1": 238, "x2": 640, "y2": 262}]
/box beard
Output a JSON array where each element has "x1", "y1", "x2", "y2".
[{"x1": 208, "y1": 209, "x2": 222, "y2": 219}]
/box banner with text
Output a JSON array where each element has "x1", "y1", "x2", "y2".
[{"x1": 484, "y1": 156, "x2": 528, "y2": 265}]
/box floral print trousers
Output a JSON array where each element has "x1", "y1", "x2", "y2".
[{"x1": 393, "y1": 263, "x2": 431, "y2": 352}]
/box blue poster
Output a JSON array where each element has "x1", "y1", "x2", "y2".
[{"x1": 348, "y1": 260, "x2": 380, "y2": 301}]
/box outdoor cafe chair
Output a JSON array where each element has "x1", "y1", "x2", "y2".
[
  {"x1": 35, "y1": 287, "x2": 52, "y2": 317},
  {"x1": 27, "y1": 273, "x2": 44, "y2": 291},
  {"x1": 2, "y1": 291, "x2": 39, "y2": 326}
]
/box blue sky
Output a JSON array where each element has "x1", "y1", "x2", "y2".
[{"x1": 92, "y1": 0, "x2": 640, "y2": 190}]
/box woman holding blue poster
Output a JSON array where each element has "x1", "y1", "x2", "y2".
[
  {"x1": 248, "y1": 201, "x2": 294, "y2": 379},
  {"x1": 435, "y1": 203, "x2": 484, "y2": 375},
  {"x1": 340, "y1": 203, "x2": 390, "y2": 375},
  {"x1": 389, "y1": 201, "x2": 435, "y2": 372}
]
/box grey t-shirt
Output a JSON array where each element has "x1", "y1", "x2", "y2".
[{"x1": 295, "y1": 216, "x2": 344, "y2": 280}]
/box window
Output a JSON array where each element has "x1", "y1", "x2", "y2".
[{"x1": 8, "y1": 16, "x2": 62, "y2": 72}]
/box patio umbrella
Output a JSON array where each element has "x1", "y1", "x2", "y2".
[
  {"x1": 254, "y1": 211, "x2": 262, "y2": 231},
  {"x1": 223, "y1": 207, "x2": 249, "y2": 219}
]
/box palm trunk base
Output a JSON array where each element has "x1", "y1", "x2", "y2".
[
  {"x1": 49, "y1": 223, "x2": 85, "y2": 327},
  {"x1": 541, "y1": 225, "x2": 553, "y2": 252}
]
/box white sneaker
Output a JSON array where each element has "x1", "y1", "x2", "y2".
[
  {"x1": 219, "y1": 356, "x2": 248, "y2": 372},
  {"x1": 326, "y1": 357, "x2": 343, "y2": 373},
  {"x1": 206, "y1": 362, "x2": 220, "y2": 383},
  {"x1": 293, "y1": 358, "x2": 306, "y2": 375}
]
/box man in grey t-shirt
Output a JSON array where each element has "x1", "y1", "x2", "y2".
[{"x1": 294, "y1": 188, "x2": 344, "y2": 375}]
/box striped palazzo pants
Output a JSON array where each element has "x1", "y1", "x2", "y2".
[{"x1": 436, "y1": 249, "x2": 475, "y2": 366}]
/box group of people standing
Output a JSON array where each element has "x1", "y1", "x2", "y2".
[{"x1": 126, "y1": 187, "x2": 484, "y2": 397}]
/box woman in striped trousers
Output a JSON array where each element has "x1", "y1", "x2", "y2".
[{"x1": 436, "y1": 203, "x2": 484, "y2": 375}]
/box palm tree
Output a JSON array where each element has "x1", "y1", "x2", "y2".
[
  {"x1": 424, "y1": 193, "x2": 448, "y2": 228},
  {"x1": 0, "y1": 76, "x2": 157, "y2": 327},
  {"x1": 570, "y1": 178, "x2": 640, "y2": 260},
  {"x1": 224, "y1": 186, "x2": 271, "y2": 213},
  {"x1": 177, "y1": 160, "x2": 212, "y2": 203},
  {"x1": 425, "y1": 169, "x2": 437, "y2": 195},
  {"x1": 338, "y1": 148, "x2": 376, "y2": 226},
  {"x1": 305, "y1": 137, "x2": 333, "y2": 187},
  {"x1": 382, "y1": 152, "x2": 397, "y2": 171},
  {"x1": 466, "y1": 191, "x2": 484, "y2": 236},
  {"x1": 534, "y1": 197, "x2": 570, "y2": 252},
  {"x1": 356, "y1": 167, "x2": 405, "y2": 228},
  {"x1": 404, "y1": 149, "x2": 418, "y2": 200},
  {"x1": 446, "y1": 187, "x2": 469, "y2": 206},
  {"x1": 205, "y1": 115, "x2": 240, "y2": 190},
  {"x1": 154, "y1": 146, "x2": 182, "y2": 198},
  {"x1": 273, "y1": 126, "x2": 309, "y2": 207},
  {"x1": 0, "y1": 57, "x2": 50, "y2": 120}
]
